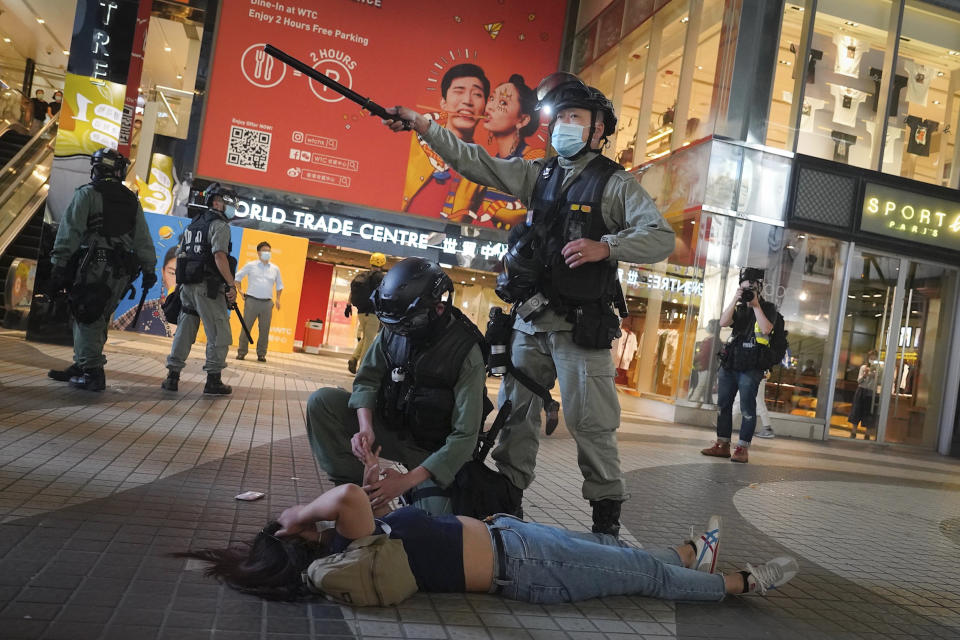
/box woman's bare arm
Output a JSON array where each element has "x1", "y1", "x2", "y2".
[{"x1": 276, "y1": 484, "x2": 376, "y2": 540}]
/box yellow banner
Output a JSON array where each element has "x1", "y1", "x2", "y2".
[
  {"x1": 54, "y1": 73, "x2": 126, "y2": 156},
  {"x1": 137, "y1": 153, "x2": 175, "y2": 214}
]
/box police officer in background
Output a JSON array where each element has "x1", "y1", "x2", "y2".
[
  {"x1": 701, "y1": 268, "x2": 777, "y2": 464},
  {"x1": 306, "y1": 257, "x2": 492, "y2": 515},
  {"x1": 381, "y1": 73, "x2": 675, "y2": 536},
  {"x1": 47, "y1": 148, "x2": 157, "y2": 391},
  {"x1": 345, "y1": 252, "x2": 387, "y2": 374},
  {"x1": 160, "y1": 183, "x2": 237, "y2": 395}
]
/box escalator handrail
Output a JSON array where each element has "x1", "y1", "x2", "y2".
[{"x1": 0, "y1": 117, "x2": 57, "y2": 181}]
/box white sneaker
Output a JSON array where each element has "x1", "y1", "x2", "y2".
[
  {"x1": 756, "y1": 425, "x2": 775, "y2": 439},
  {"x1": 745, "y1": 556, "x2": 799, "y2": 594},
  {"x1": 692, "y1": 515, "x2": 721, "y2": 573}
]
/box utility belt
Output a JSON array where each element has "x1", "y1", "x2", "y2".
[
  {"x1": 718, "y1": 336, "x2": 766, "y2": 371},
  {"x1": 514, "y1": 288, "x2": 624, "y2": 351},
  {"x1": 78, "y1": 245, "x2": 139, "y2": 277}
]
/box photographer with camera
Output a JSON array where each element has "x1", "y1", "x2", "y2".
[
  {"x1": 381, "y1": 73, "x2": 674, "y2": 536},
  {"x1": 701, "y1": 268, "x2": 778, "y2": 464}
]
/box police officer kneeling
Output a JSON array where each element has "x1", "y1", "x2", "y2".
[
  {"x1": 305, "y1": 258, "x2": 490, "y2": 515},
  {"x1": 47, "y1": 148, "x2": 156, "y2": 391}
]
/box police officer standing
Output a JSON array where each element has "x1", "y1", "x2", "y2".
[
  {"x1": 306, "y1": 258, "x2": 491, "y2": 515},
  {"x1": 47, "y1": 148, "x2": 157, "y2": 391},
  {"x1": 381, "y1": 73, "x2": 675, "y2": 536},
  {"x1": 345, "y1": 252, "x2": 387, "y2": 374},
  {"x1": 160, "y1": 183, "x2": 237, "y2": 395}
]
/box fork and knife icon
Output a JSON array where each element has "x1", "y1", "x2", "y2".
[{"x1": 253, "y1": 48, "x2": 275, "y2": 81}]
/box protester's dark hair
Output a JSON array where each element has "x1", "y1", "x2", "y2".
[
  {"x1": 172, "y1": 521, "x2": 325, "y2": 601},
  {"x1": 507, "y1": 74, "x2": 539, "y2": 139},
  {"x1": 257, "y1": 241, "x2": 271, "y2": 252},
  {"x1": 441, "y1": 64, "x2": 490, "y2": 100}
]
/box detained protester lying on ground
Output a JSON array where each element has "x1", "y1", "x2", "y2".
[
  {"x1": 176, "y1": 482, "x2": 799, "y2": 606},
  {"x1": 304, "y1": 257, "x2": 519, "y2": 516}
]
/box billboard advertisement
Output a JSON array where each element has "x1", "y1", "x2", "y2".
[{"x1": 196, "y1": 0, "x2": 566, "y2": 230}]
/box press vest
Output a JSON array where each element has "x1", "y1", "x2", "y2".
[
  {"x1": 377, "y1": 306, "x2": 485, "y2": 452},
  {"x1": 530, "y1": 155, "x2": 621, "y2": 306},
  {"x1": 176, "y1": 209, "x2": 226, "y2": 284}
]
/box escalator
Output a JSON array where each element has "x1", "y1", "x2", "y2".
[{"x1": 0, "y1": 119, "x2": 57, "y2": 328}]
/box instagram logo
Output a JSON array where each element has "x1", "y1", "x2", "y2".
[{"x1": 291, "y1": 130, "x2": 304, "y2": 143}]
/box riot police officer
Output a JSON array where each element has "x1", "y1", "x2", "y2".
[
  {"x1": 47, "y1": 148, "x2": 156, "y2": 391},
  {"x1": 381, "y1": 73, "x2": 675, "y2": 535},
  {"x1": 160, "y1": 183, "x2": 237, "y2": 395},
  {"x1": 305, "y1": 257, "x2": 491, "y2": 515}
]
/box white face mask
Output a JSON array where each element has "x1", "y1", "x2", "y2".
[
  {"x1": 551, "y1": 122, "x2": 587, "y2": 158},
  {"x1": 259, "y1": 251, "x2": 271, "y2": 262}
]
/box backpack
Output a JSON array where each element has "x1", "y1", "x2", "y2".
[
  {"x1": 301, "y1": 525, "x2": 417, "y2": 606},
  {"x1": 349, "y1": 270, "x2": 380, "y2": 313},
  {"x1": 761, "y1": 312, "x2": 789, "y2": 370}
]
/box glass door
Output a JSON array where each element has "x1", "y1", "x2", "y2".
[
  {"x1": 323, "y1": 265, "x2": 359, "y2": 351},
  {"x1": 829, "y1": 251, "x2": 900, "y2": 440},
  {"x1": 879, "y1": 262, "x2": 957, "y2": 447}
]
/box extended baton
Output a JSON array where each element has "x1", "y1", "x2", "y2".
[
  {"x1": 127, "y1": 281, "x2": 149, "y2": 331},
  {"x1": 263, "y1": 44, "x2": 412, "y2": 129},
  {"x1": 226, "y1": 288, "x2": 254, "y2": 344}
]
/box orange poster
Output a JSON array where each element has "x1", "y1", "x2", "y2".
[
  {"x1": 230, "y1": 228, "x2": 308, "y2": 353},
  {"x1": 196, "y1": 0, "x2": 565, "y2": 230}
]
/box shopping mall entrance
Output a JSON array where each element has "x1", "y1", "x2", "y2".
[{"x1": 829, "y1": 250, "x2": 958, "y2": 448}]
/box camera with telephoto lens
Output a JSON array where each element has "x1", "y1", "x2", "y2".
[
  {"x1": 740, "y1": 288, "x2": 755, "y2": 304},
  {"x1": 486, "y1": 307, "x2": 513, "y2": 376}
]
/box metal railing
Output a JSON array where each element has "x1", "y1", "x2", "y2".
[{"x1": 0, "y1": 117, "x2": 57, "y2": 256}]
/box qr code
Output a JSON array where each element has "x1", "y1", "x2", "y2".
[{"x1": 226, "y1": 125, "x2": 270, "y2": 172}]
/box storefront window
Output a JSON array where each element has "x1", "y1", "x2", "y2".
[
  {"x1": 646, "y1": 1, "x2": 690, "y2": 161},
  {"x1": 682, "y1": 0, "x2": 724, "y2": 145},
  {"x1": 794, "y1": 0, "x2": 894, "y2": 169},
  {"x1": 766, "y1": 2, "x2": 813, "y2": 149},
  {"x1": 611, "y1": 21, "x2": 652, "y2": 168},
  {"x1": 883, "y1": 1, "x2": 960, "y2": 185}
]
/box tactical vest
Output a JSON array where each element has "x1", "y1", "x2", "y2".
[
  {"x1": 89, "y1": 180, "x2": 138, "y2": 238},
  {"x1": 176, "y1": 209, "x2": 225, "y2": 285},
  {"x1": 530, "y1": 155, "x2": 621, "y2": 306},
  {"x1": 377, "y1": 306, "x2": 485, "y2": 452}
]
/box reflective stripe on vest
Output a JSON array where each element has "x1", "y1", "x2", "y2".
[{"x1": 754, "y1": 322, "x2": 770, "y2": 346}]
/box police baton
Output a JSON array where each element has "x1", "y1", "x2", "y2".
[
  {"x1": 226, "y1": 286, "x2": 254, "y2": 344},
  {"x1": 263, "y1": 44, "x2": 413, "y2": 129}
]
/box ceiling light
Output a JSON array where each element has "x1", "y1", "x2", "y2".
[
  {"x1": 2, "y1": 38, "x2": 10, "y2": 43},
  {"x1": 62, "y1": 49, "x2": 69, "y2": 55},
  {"x1": 949, "y1": 50, "x2": 960, "y2": 57},
  {"x1": 164, "y1": 45, "x2": 172, "y2": 52},
  {"x1": 799, "y1": 291, "x2": 808, "y2": 301},
  {"x1": 36, "y1": 18, "x2": 45, "y2": 24},
  {"x1": 176, "y1": 73, "x2": 183, "y2": 79},
  {"x1": 778, "y1": 60, "x2": 792, "y2": 66},
  {"x1": 696, "y1": 65, "x2": 703, "y2": 70},
  {"x1": 937, "y1": 71, "x2": 945, "y2": 77},
  {"x1": 844, "y1": 21, "x2": 859, "y2": 27},
  {"x1": 933, "y1": 100, "x2": 941, "y2": 105}
]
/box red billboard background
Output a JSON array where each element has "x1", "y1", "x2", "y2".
[{"x1": 197, "y1": 0, "x2": 567, "y2": 229}]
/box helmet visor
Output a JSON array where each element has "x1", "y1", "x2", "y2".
[
  {"x1": 536, "y1": 72, "x2": 585, "y2": 102},
  {"x1": 373, "y1": 291, "x2": 431, "y2": 335}
]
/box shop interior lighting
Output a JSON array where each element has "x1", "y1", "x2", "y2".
[
  {"x1": 844, "y1": 21, "x2": 859, "y2": 27},
  {"x1": 933, "y1": 100, "x2": 941, "y2": 105},
  {"x1": 937, "y1": 71, "x2": 945, "y2": 77},
  {"x1": 62, "y1": 49, "x2": 69, "y2": 55},
  {"x1": 948, "y1": 50, "x2": 960, "y2": 57},
  {"x1": 158, "y1": 90, "x2": 179, "y2": 126},
  {"x1": 646, "y1": 127, "x2": 673, "y2": 144},
  {"x1": 778, "y1": 60, "x2": 792, "y2": 66},
  {"x1": 680, "y1": 16, "x2": 689, "y2": 23},
  {"x1": 36, "y1": 18, "x2": 44, "y2": 24},
  {"x1": 873, "y1": 294, "x2": 882, "y2": 297},
  {"x1": 799, "y1": 291, "x2": 808, "y2": 301},
  {"x1": 647, "y1": 149, "x2": 670, "y2": 159}
]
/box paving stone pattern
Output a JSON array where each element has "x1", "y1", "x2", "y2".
[{"x1": 1, "y1": 331, "x2": 959, "y2": 639}]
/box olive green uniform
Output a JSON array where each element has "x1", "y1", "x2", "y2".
[
  {"x1": 420, "y1": 122, "x2": 675, "y2": 501},
  {"x1": 306, "y1": 330, "x2": 486, "y2": 512},
  {"x1": 50, "y1": 183, "x2": 156, "y2": 370}
]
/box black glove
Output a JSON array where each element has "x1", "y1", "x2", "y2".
[
  {"x1": 48, "y1": 266, "x2": 69, "y2": 296},
  {"x1": 141, "y1": 271, "x2": 158, "y2": 291},
  {"x1": 344, "y1": 305, "x2": 352, "y2": 318}
]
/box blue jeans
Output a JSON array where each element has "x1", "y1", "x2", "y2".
[
  {"x1": 487, "y1": 516, "x2": 726, "y2": 603},
  {"x1": 716, "y1": 367, "x2": 764, "y2": 443}
]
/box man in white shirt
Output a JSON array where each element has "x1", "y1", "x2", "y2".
[{"x1": 235, "y1": 241, "x2": 283, "y2": 362}]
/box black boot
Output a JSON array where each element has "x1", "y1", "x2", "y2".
[
  {"x1": 69, "y1": 368, "x2": 106, "y2": 392},
  {"x1": 590, "y1": 499, "x2": 623, "y2": 537},
  {"x1": 203, "y1": 372, "x2": 232, "y2": 395},
  {"x1": 161, "y1": 369, "x2": 180, "y2": 391},
  {"x1": 48, "y1": 364, "x2": 82, "y2": 382},
  {"x1": 347, "y1": 358, "x2": 357, "y2": 374}
]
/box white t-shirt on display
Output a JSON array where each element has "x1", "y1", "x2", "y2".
[
  {"x1": 865, "y1": 121, "x2": 904, "y2": 170},
  {"x1": 903, "y1": 60, "x2": 933, "y2": 106},
  {"x1": 799, "y1": 97, "x2": 827, "y2": 132},
  {"x1": 830, "y1": 85, "x2": 867, "y2": 127},
  {"x1": 832, "y1": 33, "x2": 864, "y2": 78}
]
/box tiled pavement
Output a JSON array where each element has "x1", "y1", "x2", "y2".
[{"x1": 1, "y1": 329, "x2": 959, "y2": 639}]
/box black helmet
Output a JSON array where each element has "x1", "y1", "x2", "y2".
[
  {"x1": 200, "y1": 182, "x2": 238, "y2": 208},
  {"x1": 535, "y1": 72, "x2": 617, "y2": 139},
  {"x1": 495, "y1": 229, "x2": 544, "y2": 303},
  {"x1": 739, "y1": 267, "x2": 765, "y2": 284},
  {"x1": 90, "y1": 147, "x2": 129, "y2": 181},
  {"x1": 372, "y1": 258, "x2": 453, "y2": 336}
]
